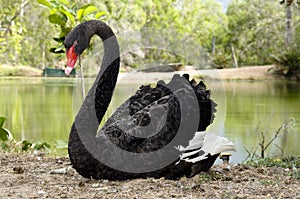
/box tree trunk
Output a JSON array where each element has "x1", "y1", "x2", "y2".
[
  {"x1": 231, "y1": 44, "x2": 238, "y2": 68},
  {"x1": 285, "y1": 5, "x2": 293, "y2": 47},
  {"x1": 211, "y1": 32, "x2": 215, "y2": 54}
]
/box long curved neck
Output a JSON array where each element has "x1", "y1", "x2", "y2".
[
  {"x1": 75, "y1": 21, "x2": 120, "y2": 134},
  {"x1": 91, "y1": 21, "x2": 120, "y2": 123}
]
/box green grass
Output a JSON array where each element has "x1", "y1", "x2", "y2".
[
  {"x1": 244, "y1": 156, "x2": 300, "y2": 168},
  {"x1": 245, "y1": 156, "x2": 300, "y2": 180}
]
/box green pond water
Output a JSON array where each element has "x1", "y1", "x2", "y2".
[{"x1": 0, "y1": 76, "x2": 299, "y2": 163}]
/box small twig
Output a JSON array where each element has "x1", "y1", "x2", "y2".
[
  {"x1": 244, "y1": 146, "x2": 252, "y2": 160},
  {"x1": 244, "y1": 143, "x2": 260, "y2": 161},
  {"x1": 259, "y1": 130, "x2": 266, "y2": 158},
  {"x1": 251, "y1": 144, "x2": 259, "y2": 160},
  {"x1": 273, "y1": 143, "x2": 285, "y2": 158},
  {"x1": 264, "y1": 118, "x2": 295, "y2": 151},
  {"x1": 244, "y1": 118, "x2": 295, "y2": 160},
  {"x1": 78, "y1": 56, "x2": 86, "y2": 100},
  {"x1": 263, "y1": 126, "x2": 282, "y2": 152}
]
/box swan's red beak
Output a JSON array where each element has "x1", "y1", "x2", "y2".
[{"x1": 65, "y1": 45, "x2": 78, "y2": 75}]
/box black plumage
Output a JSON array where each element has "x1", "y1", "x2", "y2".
[{"x1": 66, "y1": 20, "x2": 223, "y2": 180}]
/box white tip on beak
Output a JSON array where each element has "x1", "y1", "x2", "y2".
[{"x1": 65, "y1": 66, "x2": 73, "y2": 75}]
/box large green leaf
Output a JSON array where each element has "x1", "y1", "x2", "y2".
[
  {"x1": 95, "y1": 11, "x2": 106, "y2": 19},
  {"x1": 57, "y1": 0, "x2": 70, "y2": 6},
  {"x1": 55, "y1": 44, "x2": 66, "y2": 53},
  {"x1": 82, "y1": 5, "x2": 98, "y2": 16},
  {"x1": 76, "y1": 9, "x2": 85, "y2": 22},
  {"x1": 48, "y1": 13, "x2": 67, "y2": 26},
  {"x1": 60, "y1": 7, "x2": 75, "y2": 24},
  {"x1": 0, "y1": 128, "x2": 13, "y2": 142},
  {"x1": 0, "y1": 117, "x2": 5, "y2": 128},
  {"x1": 36, "y1": 0, "x2": 52, "y2": 8},
  {"x1": 53, "y1": 37, "x2": 65, "y2": 43},
  {"x1": 0, "y1": 129, "x2": 8, "y2": 141},
  {"x1": 77, "y1": 4, "x2": 98, "y2": 22},
  {"x1": 21, "y1": 140, "x2": 32, "y2": 151},
  {"x1": 33, "y1": 141, "x2": 51, "y2": 150},
  {"x1": 49, "y1": 0, "x2": 60, "y2": 7},
  {"x1": 0, "y1": 117, "x2": 13, "y2": 142},
  {"x1": 49, "y1": 47, "x2": 65, "y2": 54}
]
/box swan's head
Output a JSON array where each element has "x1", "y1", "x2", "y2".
[
  {"x1": 64, "y1": 41, "x2": 78, "y2": 75},
  {"x1": 64, "y1": 25, "x2": 90, "y2": 75}
]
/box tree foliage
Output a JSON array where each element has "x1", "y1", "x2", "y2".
[
  {"x1": 0, "y1": 0, "x2": 53, "y2": 67},
  {"x1": 279, "y1": 0, "x2": 300, "y2": 6},
  {"x1": 90, "y1": 0, "x2": 226, "y2": 68},
  {"x1": 0, "y1": 0, "x2": 299, "y2": 75},
  {"x1": 37, "y1": 0, "x2": 106, "y2": 54},
  {"x1": 225, "y1": 0, "x2": 287, "y2": 65}
]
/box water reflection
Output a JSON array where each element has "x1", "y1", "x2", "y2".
[
  {"x1": 223, "y1": 81, "x2": 300, "y2": 162},
  {"x1": 0, "y1": 78, "x2": 74, "y2": 146},
  {"x1": 0, "y1": 77, "x2": 299, "y2": 162}
]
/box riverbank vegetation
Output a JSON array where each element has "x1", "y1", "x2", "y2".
[{"x1": 0, "y1": 0, "x2": 299, "y2": 78}]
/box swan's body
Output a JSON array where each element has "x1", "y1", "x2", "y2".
[{"x1": 65, "y1": 20, "x2": 234, "y2": 180}]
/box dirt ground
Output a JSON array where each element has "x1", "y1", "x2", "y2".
[
  {"x1": 0, "y1": 152, "x2": 299, "y2": 199},
  {"x1": 215, "y1": 65, "x2": 278, "y2": 80}
]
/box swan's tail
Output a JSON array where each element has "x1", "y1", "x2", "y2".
[
  {"x1": 176, "y1": 131, "x2": 235, "y2": 177},
  {"x1": 182, "y1": 74, "x2": 217, "y2": 132}
]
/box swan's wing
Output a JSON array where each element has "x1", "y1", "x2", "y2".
[
  {"x1": 97, "y1": 74, "x2": 216, "y2": 154},
  {"x1": 202, "y1": 132, "x2": 236, "y2": 155},
  {"x1": 97, "y1": 74, "x2": 189, "y2": 152},
  {"x1": 178, "y1": 132, "x2": 235, "y2": 164},
  {"x1": 165, "y1": 132, "x2": 235, "y2": 178},
  {"x1": 178, "y1": 131, "x2": 206, "y2": 151}
]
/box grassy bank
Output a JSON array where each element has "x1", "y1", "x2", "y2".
[{"x1": 0, "y1": 65, "x2": 42, "y2": 77}]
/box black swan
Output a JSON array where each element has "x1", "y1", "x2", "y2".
[{"x1": 64, "y1": 20, "x2": 234, "y2": 180}]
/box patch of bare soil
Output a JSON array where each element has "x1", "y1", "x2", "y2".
[
  {"x1": 0, "y1": 152, "x2": 299, "y2": 199},
  {"x1": 216, "y1": 65, "x2": 279, "y2": 80}
]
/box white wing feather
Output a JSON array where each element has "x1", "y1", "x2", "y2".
[{"x1": 178, "y1": 132, "x2": 235, "y2": 163}]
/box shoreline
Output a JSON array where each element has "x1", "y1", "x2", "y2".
[
  {"x1": 0, "y1": 65, "x2": 282, "y2": 81},
  {"x1": 213, "y1": 65, "x2": 280, "y2": 80},
  {"x1": 117, "y1": 65, "x2": 281, "y2": 83}
]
